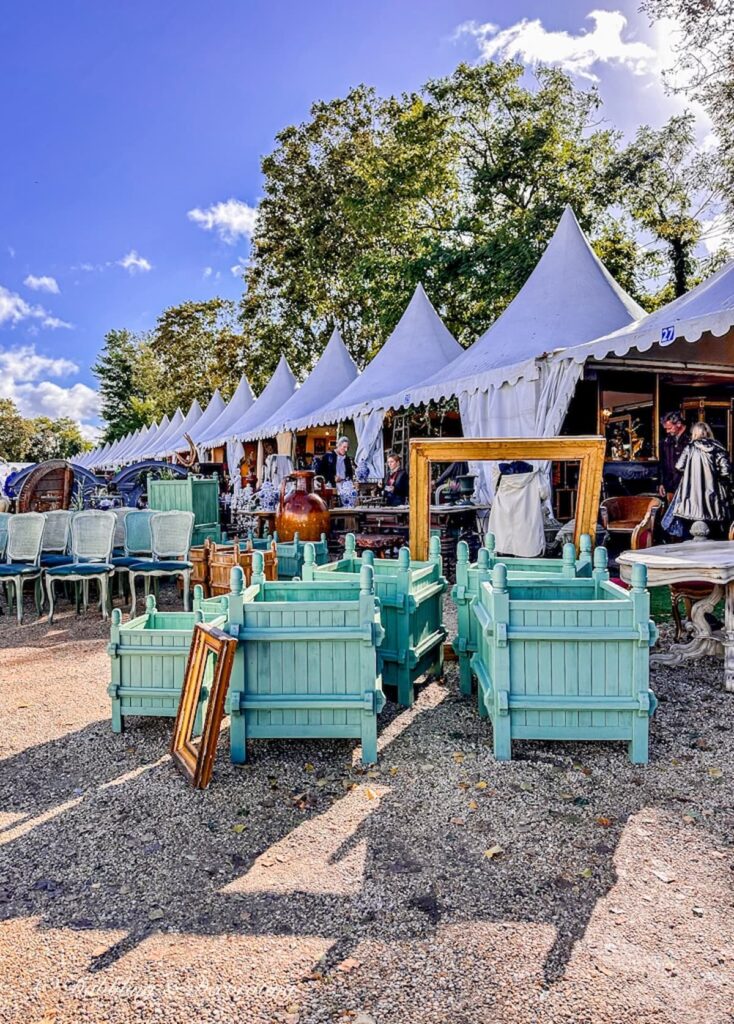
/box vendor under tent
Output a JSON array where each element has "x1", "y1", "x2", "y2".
[
  {"x1": 195, "y1": 374, "x2": 256, "y2": 454},
  {"x1": 375, "y1": 206, "x2": 645, "y2": 504},
  {"x1": 287, "y1": 284, "x2": 462, "y2": 480},
  {"x1": 156, "y1": 398, "x2": 203, "y2": 459}
]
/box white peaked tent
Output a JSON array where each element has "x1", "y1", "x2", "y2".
[
  {"x1": 187, "y1": 389, "x2": 227, "y2": 447},
  {"x1": 157, "y1": 399, "x2": 203, "y2": 458},
  {"x1": 379, "y1": 207, "x2": 644, "y2": 500},
  {"x1": 121, "y1": 421, "x2": 157, "y2": 464},
  {"x1": 102, "y1": 432, "x2": 133, "y2": 468},
  {"x1": 123, "y1": 415, "x2": 170, "y2": 464},
  {"x1": 296, "y1": 284, "x2": 462, "y2": 479},
  {"x1": 196, "y1": 376, "x2": 256, "y2": 451},
  {"x1": 140, "y1": 409, "x2": 184, "y2": 461},
  {"x1": 113, "y1": 429, "x2": 144, "y2": 465},
  {"x1": 209, "y1": 356, "x2": 297, "y2": 447},
  {"x1": 246, "y1": 329, "x2": 359, "y2": 441}
]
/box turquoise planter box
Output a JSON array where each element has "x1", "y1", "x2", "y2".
[
  {"x1": 303, "y1": 533, "x2": 447, "y2": 707},
  {"x1": 148, "y1": 475, "x2": 222, "y2": 545},
  {"x1": 224, "y1": 551, "x2": 385, "y2": 764},
  {"x1": 273, "y1": 531, "x2": 329, "y2": 579},
  {"x1": 107, "y1": 588, "x2": 228, "y2": 732},
  {"x1": 470, "y1": 551, "x2": 658, "y2": 764},
  {"x1": 453, "y1": 534, "x2": 594, "y2": 696}
]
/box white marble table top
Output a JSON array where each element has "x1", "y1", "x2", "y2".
[{"x1": 619, "y1": 540, "x2": 734, "y2": 587}]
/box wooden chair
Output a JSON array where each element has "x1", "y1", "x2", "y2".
[
  {"x1": 600, "y1": 495, "x2": 663, "y2": 547},
  {"x1": 670, "y1": 521, "x2": 734, "y2": 640}
]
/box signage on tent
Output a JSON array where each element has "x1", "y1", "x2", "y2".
[{"x1": 661, "y1": 325, "x2": 676, "y2": 343}]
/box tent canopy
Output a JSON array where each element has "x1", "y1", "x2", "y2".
[
  {"x1": 139, "y1": 409, "x2": 184, "y2": 460},
  {"x1": 197, "y1": 375, "x2": 256, "y2": 449},
  {"x1": 188, "y1": 389, "x2": 227, "y2": 445},
  {"x1": 291, "y1": 284, "x2": 462, "y2": 429},
  {"x1": 121, "y1": 416, "x2": 169, "y2": 465},
  {"x1": 157, "y1": 399, "x2": 203, "y2": 457},
  {"x1": 245, "y1": 329, "x2": 359, "y2": 441},
  {"x1": 390, "y1": 206, "x2": 645, "y2": 410},
  {"x1": 209, "y1": 356, "x2": 297, "y2": 446}
]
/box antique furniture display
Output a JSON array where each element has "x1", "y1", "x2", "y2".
[
  {"x1": 170, "y1": 622, "x2": 237, "y2": 789},
  {"x1": 0, "y1": 512, "x2": 10, "y2": 559},
  {"x1": 471, "y1": 553, "x2": 657, "y2": 763},
  {"x1": 225, "y1": 551, "x2": 385, "y2": 765},
  {"x1": 39, "y1": 509, "x2": 73, "y2": 568},
  {"x1": 409, "y1": 437, "x2": 606, "y2": 560},
  {"x1": 45, "y1": 509, "x2": 117, "y2": 624},
  {"x1": 108, "y1": 591, "x2": 229, "y2": 733},
  {"x1": 0, "y1": 511, "x2": 45, "y2": 625},
  {"x1": 452, "y1": 534, "x2": 594, "y2": 697},
  {"x1": 668, "y1": 522, "x2": 734, "y2": 640},
  {"x1": 599, "y1": 495, "x2": 662, "y2": 549},
  {"x1": 275, "y1": 470, "x2": 330, "y2": 542},
  {"x1": 147, "y1": 474, "x2": 221, "y2": 546},
  {"x1": 128, "y1": 510, "x2": 195, "y2": 616},
  {"x1": 303, "y1": 534, "x2": 447, "y2": 707},
  {"x1": 109, "y1": 461, "x2": 187, "y2": 508},
  {"x1": 206, "y1": 537, "x2": 278, "y2": 594},
  {"x1": 11, "y1": 460, "x2": 102, "y2": 513},
  {"x1": 619, "y1": 540, "x2": 734, "y2": 692}
]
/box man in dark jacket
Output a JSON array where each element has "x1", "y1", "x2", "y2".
[
  {"x1": 315, "y1": 436, "x2": 353, "y2": 486},
  {"x1": 659, "y1": 411, "x2": 689, "y2": 501}
]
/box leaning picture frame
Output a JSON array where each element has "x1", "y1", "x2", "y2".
[
  {"x1": 171, "y1": 623, "x2": 238, "y2": 789},
  {"x1": 408, "y1": 436, "x2": 606, "y2": 560}
]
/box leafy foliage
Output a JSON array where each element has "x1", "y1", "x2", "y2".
[{"x1": 0, "y1": 398, "x2": 89, "y2": 462}]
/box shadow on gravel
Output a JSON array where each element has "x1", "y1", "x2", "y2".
[{"x1": 1, "y1": 658, "x2": 732, "y2": 992}]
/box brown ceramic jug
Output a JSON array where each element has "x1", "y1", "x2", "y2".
[{"x1": 275, "y1": 470, "x2": 330, "y2": 541}]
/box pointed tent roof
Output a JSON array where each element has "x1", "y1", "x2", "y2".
[
  {"x1": 140, "y1": 409, "x2": 184, "y2": 459},
  {"x1": 121, "y1": 422, "x2": 156, "y2": 463},
  {"x1": 208, "y1": 358, "x2": 297, "y2": 446},
  {"x1": 245, "y1": 330, "x2": 359, "y2": 440},
  {"x1": 295, "y1": 284, "x2": 462, "y2": 428},
  {"x1": 197, "y1": 375, "x2": 256, "y2": 449},
  {"x1": 89, "y1": 441, "x2": 111, "y2": 468},
  {"x1": 392, "y1": 207, "x2": 646, "y2": 408},
  {"x1": 188, "y1": 389, "x2": 227, "y2": 445},
  {"x1": 158, "y1": 399, "x2": 204, "y2": 457},
  {"x1": 114, "y1": 429, "x2": 144, "y2": 463},
  {"x1": 103, "y1": 432, "x2": 132, "y2": 467},
  {"x1": 124, "y1": 416, "x2": 170, "y2": 463},
  {"x1": 551, "y1": 255, "x2": 734, "y2": 367}
]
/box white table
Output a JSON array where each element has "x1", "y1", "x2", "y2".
[{"x1": 619, "y1": 541, "x2": 734, "y2": 692}]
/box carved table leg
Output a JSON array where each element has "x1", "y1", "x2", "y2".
[
  {"x1": 651, "y1": 583, "x2": 725, "y2": 668},
  {"x1": 724, "y1": 582, "x2": 734, "y2": 693}
]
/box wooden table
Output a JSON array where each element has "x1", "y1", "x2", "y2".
[
  {"x1": 619, "y1": 540, "x2": 734, "y2": 692},
  {"x1": 253, "y1": 503, "x2": 489, "y2": 538}
]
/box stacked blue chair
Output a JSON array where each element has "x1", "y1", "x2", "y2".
[
  {"x1": 0, "y1": 512, "x2": 45, "y2": 624},
  {"x1": 128, "y1": 510, "x2": 194, "y2": 616},
  {"x1": 39, "y1": 510, "x2": 73, "y2": 568},
  {"x1": 45, "y1": 510, "x2": 117, "y2": 623}
]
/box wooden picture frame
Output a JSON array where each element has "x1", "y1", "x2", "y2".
[
  {"x1": 171, "y1": 623, "x2": 237, "y2": 789},
  {"x1": 409, "y1": 436, "x2": 606, "y2": 560}
]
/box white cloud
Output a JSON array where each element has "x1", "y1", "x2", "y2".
[
  {"x1": 457, "y1": 10, "x2": 656, "y2": 83},
  {"x1": 0, "y1": 284, "x2": 71, "y2": 330},
  {"x1": 203, "y1": 266, "x2": 213, "y2": 279},
  {"x1": 700, "y1": 214, "x2": 734, "y2": 255},
  {"x1": 0, "y1": 344, "x2": 100, "y2": 430},
  {"x1": 188, "y1": 198, "x2": 258, "y2": 244},
  {"x1": 230, "y1": 257, "x2": 248, "y2": 278},
  {"x1": 24, "y1": 274, "x2": 60, "y2": 294},
  {"x1": 117, "y1": 250, "x2": 153, "y2": 274}
]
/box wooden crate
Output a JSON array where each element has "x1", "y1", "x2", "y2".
[
  {"x1": 207, "y1": 538, "x2": 278, "y2": 595},
  {"x1": 225, "y1": 550, "x2": 385, "y2": 764},
  {"x1": 453, "y1": 534, "x2": 594, "y2": 696},
  {"x1": 303, "y1": 533, "x2": 447, "y2": 707},
  {"x1": 147, "y1": 475, "x2": 222, "y2": 545},
  {"x1": 107, "y1": 588, "x2": 228, "y2": 733},
  {"x1": 470, "y1": 552, "x2": 658, "y2": 763}
]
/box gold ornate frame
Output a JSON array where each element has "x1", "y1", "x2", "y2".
[
  {"x1": 408, "y1": 436, "x2": 606, "y2": 559},
  {"x1": 171, "y1": 623, "x2": 237, "y2": 790}
]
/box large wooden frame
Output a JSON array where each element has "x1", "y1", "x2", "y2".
[
  {"x1": 409, "y1": 436, "x2": 606, "y2": 560},
  {"x1": 171, "y1": 623, "x2": 237, "y2": 789}
]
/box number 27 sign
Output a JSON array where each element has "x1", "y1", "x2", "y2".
[{"x1": 661, "y1": 325, "x2": 676, "y2": 343}]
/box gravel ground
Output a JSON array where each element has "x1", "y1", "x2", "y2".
[{"x1": 0, "y1": 585, "x2": 733, "y2": 1024}]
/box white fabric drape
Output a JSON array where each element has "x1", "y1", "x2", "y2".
[
  {"x1": 354, "y1": 409, "x2": 385, "y2": 481},
  {"x1": 488, "y1": 469, "x2": 546, "y2": 556}
]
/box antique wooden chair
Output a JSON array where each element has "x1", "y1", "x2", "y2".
[
  {"x1": 110, "y1": 509, "x2": 154, "y2": 597},
  {"x1": 39, "y1": 510, "x2": 73, "y2": 568},
  {"x1": 600, "y1": 495, "x2": 663, "y2": 546},
  {"x1": 128, "y1": 510, "x2": 194, "y2": 616},
  {"x1": 669, "y1": 521, "x2": 734, "y2": 640},
  {"x1": 0, "y1": 512, "x2": 45, "y2": 624},
  {"x1": 45, "y1": 510, "x2": 116, "y2": 623}
]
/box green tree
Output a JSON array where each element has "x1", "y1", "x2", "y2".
[
  {"x1": 0, "y1": 399, "x2": 32, "y2": 461},
  {"x1": 25, "y1": 417, "x2": 88, "y2": 462},
  {"x1": 150, "y1": 298, "x2": 248, "y2": 411},
  {"x1": 92, "y1": 329, "x2": 163, "y2": 442}
]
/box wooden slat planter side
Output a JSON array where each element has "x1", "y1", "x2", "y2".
[
  {"x1": 108, "y1": 589, "x2": 227, "y2": 733},
  {"x1": 207, "y1": 538, "x2": 278, "y2": 595},
  {"x1": 148, "y1": 476, "x2": 222, "y2": 546},
  {"x1": 302, "y1": 533, "x2": 447, "y2": 707},
  {"x1": 274, "y1": 531, "x2": 329, "y2": 579},
  {"x1": 470, "y1": 552, "x2": 658, "y2": 764},
  {"x1": 225, "y1": 551, "x2": 385, "y2": 764},
  {"x1": 452, "y1": 535, "x2": 594, "y2": 697}
]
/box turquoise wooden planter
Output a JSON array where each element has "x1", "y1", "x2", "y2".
[
  {"x1": 453, "y1": 534, "x2": 594, "y2": 697},
  {"x1": 107, "y1": 588, "x2": 228, "y2": 733},
  {"x1": 147, "y1": 476, "x2": 222, "y2": 546},
  {"x1": 303, "y1": 533, "x2": 447, "y2": 707},
  {"x1": 470, "y1": 550, "x2": 658, "y2": 764},
  {"x1": 274, "y1": 531, "x2": 329, "y2": 579},
  {"x1": 225, "y1": 550, "x2": 385, "y2": 764}
]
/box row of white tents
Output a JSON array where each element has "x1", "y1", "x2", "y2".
[{"x1": 77, "y1": 206, "x2": 734, "y2": 500}]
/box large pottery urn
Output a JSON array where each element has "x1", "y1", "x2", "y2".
[{"x1": 276, "y1": 470, "x2": 330, "y2": 542}]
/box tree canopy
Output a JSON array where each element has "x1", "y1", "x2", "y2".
[{"x1": 0, "y1": 398, "x2": 89, "y2": 462}]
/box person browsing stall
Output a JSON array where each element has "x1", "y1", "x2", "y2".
[
  {"x1": 659, "y1": 411, "x2": 689, "y2": 502},
  {"x1": 315, "y1": 436, "x2": 353, "y2": 486},
  {"x1": 384, "y1": 451, "x2": 409, "y2": 506}
]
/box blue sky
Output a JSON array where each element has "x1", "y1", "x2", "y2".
[{"x1": 0, "y1": 1, "x2": 711, "y2": 437}]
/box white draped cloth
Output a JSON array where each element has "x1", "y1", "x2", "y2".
[
  {"x1": 354, "y1": 409, "x2": 385, "y2": 481},
  {"x1": 488, "y1": 468, "x2": 546, "y2": 557}
]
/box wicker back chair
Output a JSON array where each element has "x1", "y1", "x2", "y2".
[
  {"x1": 112, "y1": 507, "x2": 133, "y2": 551},
  {"x1": 0, "y1": 512, "x2": 10, "y2": 560},
  {"x1": 45, "y1": 510, "x2": 117, "y2": 623},
  {"x1": 128, "y1": 511, "x2": 195, "y2": 616},
  {"x1": 40, "y1": 510, "x2": 73, "y2": 567},
  {"x1": 0, "y1": 512, "x2": 45, "y2": 624}
]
